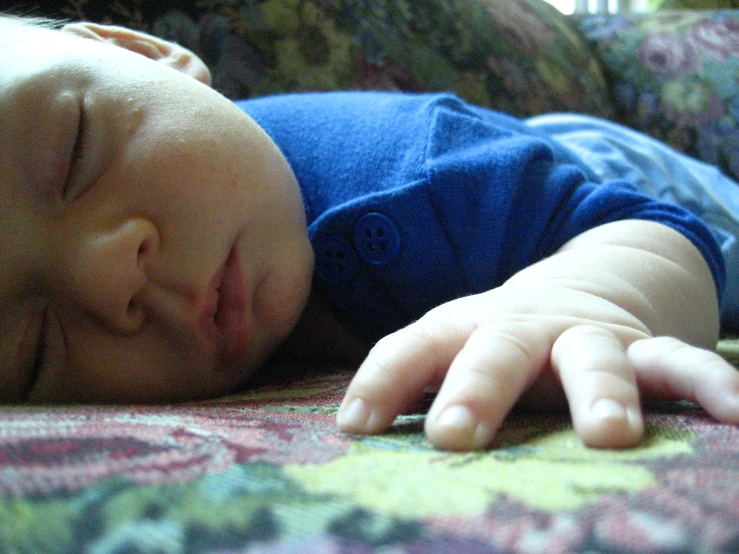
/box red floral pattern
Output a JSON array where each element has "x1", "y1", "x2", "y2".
[{"x1": 1, "y1": 371, "x2": 739, "y2": 552}]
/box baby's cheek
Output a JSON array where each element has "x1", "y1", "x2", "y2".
[
  {"x1": 35, "y1": 327, "x2": 223, "y2": 404},
  {"x1": 254, "y1": 248, "x2": 313, "y2": 343}
]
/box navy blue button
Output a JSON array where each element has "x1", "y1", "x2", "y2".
[
  {"x1": 313, "y1": 235, "x2": 359, "y2": 284},
  {"x1": 353, "y1": 212, "x2": 401, "y2": 265}
]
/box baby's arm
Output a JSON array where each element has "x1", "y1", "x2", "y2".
[{"x1": 337, "y1": 219, "x2": 739, "y2": 450}]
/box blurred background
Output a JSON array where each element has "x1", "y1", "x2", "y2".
[{"x1": 547, "y1": 0, "x2": 738, "y2": 12}]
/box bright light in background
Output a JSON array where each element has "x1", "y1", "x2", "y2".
[
  {"x1": 546, "y1": 0, "x2": 576, "y2": 13},
  {"x1": 545, "y1": 0, "x2": 651, "y2": 13}
]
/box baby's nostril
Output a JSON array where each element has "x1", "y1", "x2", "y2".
[
  {"x1": 121, "y1": 300, "x2": 146, "y2": 333},
  {"x1": 127, "y1": 300, "x2": 143, "y2": 320},
  {"x1": 137, "y1": 239, "x2": 154, "y2": 268},
  {"x1": 138, "y1": 239, "x2": 150, "y2": 259}
]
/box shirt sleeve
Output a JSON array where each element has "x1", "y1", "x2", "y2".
[
  {"x1": 542, "y1": 178, "x2": 727, "y2": 303},
  {"x1": 424, "y1": 97, "x2": 726, "y2": 306}
]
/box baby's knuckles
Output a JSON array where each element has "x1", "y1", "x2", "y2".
[
  {"x1": 347, "y1": 283, "x2": 655, "y2": 449},
  {"x1": 427, "y1": 282, "x2": 651, "y2": 347}
]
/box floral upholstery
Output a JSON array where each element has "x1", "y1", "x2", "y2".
[
  {"x1": 3, "y1": 370, "x2": 739, "y2": 553},
  {"x1": 5, "y1": 0, "x2": 614, "y2": 119},
  {"x1": 580, "y1": 10, "x2": 739, "y2": 182}
]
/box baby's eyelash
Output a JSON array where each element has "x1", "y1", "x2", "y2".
[{"x1": 64, "y1": 103, "x2": 90, "y2": 197}]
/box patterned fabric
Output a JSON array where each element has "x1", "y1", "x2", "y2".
[
  {"x1": 0, "y1": 0, "x2": 613, "y2": 118},
  {"x1": 578, "y1": 10, "x2": 739, "y2": 182},
  {"x1": 2, "y1": 366, "x2": 739, "y2": 553}
]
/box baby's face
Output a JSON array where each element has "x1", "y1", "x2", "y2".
[{"x1": 0, "y1": 21, "x2": 313, "y2": 403}]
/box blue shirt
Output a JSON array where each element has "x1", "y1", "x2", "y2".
[{"x1": 238, "y1": 92, "x2": 725, "y2": 343}]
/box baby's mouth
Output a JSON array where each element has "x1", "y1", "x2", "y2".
[{"x1": 201, "y1": 246, "x2": 252, "y2": 368}]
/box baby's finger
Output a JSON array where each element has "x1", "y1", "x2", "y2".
[
  {"x1": 337, "y1": 322, "x2": 469, "y2": 435},
  {"x1": 628, "y1": 337, "x2": 739, "y2": 423},
  {"x1": 551, "y1": 325, "x2": 644, "y2": 449},
  {"x1": 424, "y1": 321, "x2": 552, "y2": 451}
]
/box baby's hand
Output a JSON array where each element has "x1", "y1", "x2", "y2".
[
  {"x1": 337, "y1": 287, "x2": 739, "y2": 449},
  {"x1": 336, "y1": 221, "x2": 739, "y2": 450}
]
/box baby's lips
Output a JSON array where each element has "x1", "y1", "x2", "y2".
[
  {"x1": 212, "y1": 247, "x2": 252, "y2": 368},
  {"x1": 199, "y1": 260, "x2": 225, "y2": 350}
]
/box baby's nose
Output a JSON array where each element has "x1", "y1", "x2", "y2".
[{"x1": 63, "y1": 217, "x2": 159, "y2": 333}]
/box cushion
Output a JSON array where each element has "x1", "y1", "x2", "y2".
[
  {"x1": 579, "y1": 10, "x2": 739, "y2": 181},
  {"x1": 6, "y1": 0, "x2": 615, "y2": 118}
]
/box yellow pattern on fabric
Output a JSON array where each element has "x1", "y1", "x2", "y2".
[{"x1": 285, "y1": 427, "x2": 692, "y2": 517}]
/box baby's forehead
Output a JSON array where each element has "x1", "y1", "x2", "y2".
[
  {"x1": 0, "y1": 19, "x2": 64, "y2": 67},
  {"x1": 0, "y1": 16, "x2": 96, "y2": 63},
  {"x1": 0, "y1": 23, "x2": 97, "y2": 98}
]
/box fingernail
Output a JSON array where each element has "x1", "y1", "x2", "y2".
[
  {"x1": 437, "y1": 405, "x2": 491, "y2": 449},
  {"x1": 592, "y1": 399, "x2": 642, "y2": 430},
  {"x1": 337, "y1": 398, "x2": 371, "y2": 432},
  {"x1": 592, "y1": 398, "x2": 627, "y2": 421}
]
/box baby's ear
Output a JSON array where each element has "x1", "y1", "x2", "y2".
[{"x1": 61, "y1": 22, "x2": 212, "y2": 86}]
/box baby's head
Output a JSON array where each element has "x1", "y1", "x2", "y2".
[{"x1": 0, "y1": 16, "x2": 314, "y2": 403}]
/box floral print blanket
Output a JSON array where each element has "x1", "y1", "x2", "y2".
[{"x1": 2, "y1": 363, "x2": 739, "y2": 553}]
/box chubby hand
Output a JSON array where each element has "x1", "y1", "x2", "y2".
[{"x1": 336, "y1": 221, "x2": 739, "y2": 450}]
